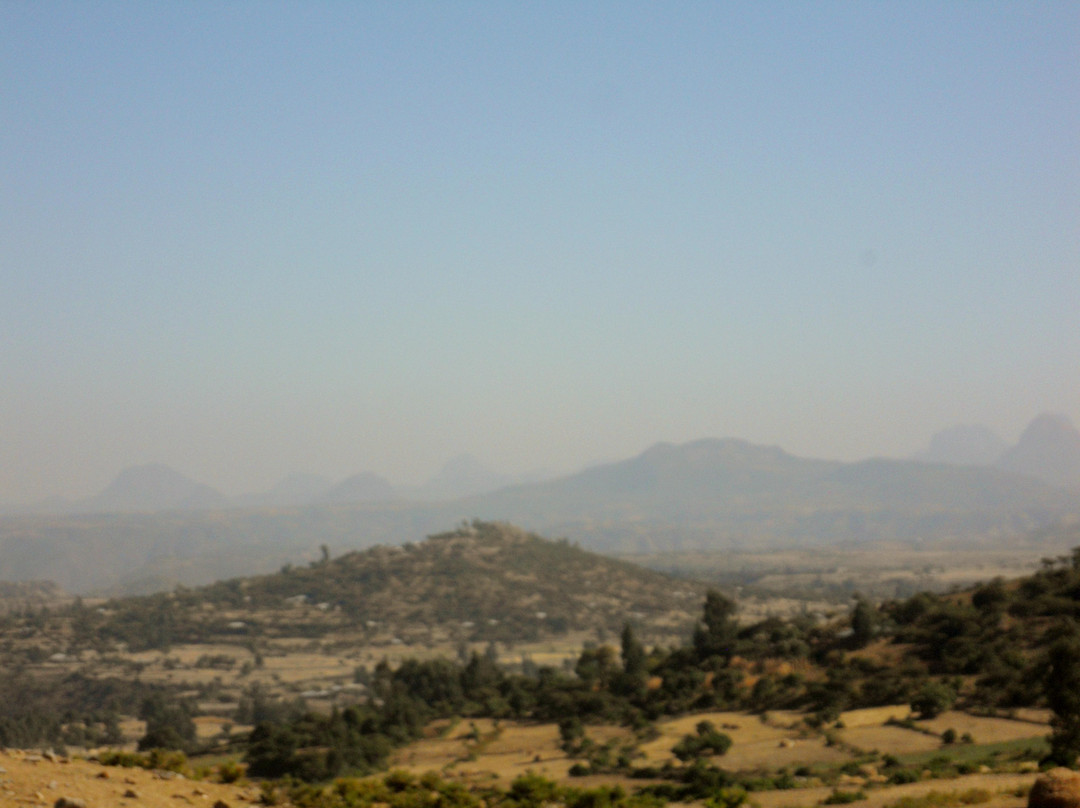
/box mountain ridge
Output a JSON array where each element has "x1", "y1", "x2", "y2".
[
  {"x1": 1, "y1": 433, "x2": 1076, "y2": 594},
  {"x1": 996, "y1": 413, "x2": 1080, "y2": 488}
]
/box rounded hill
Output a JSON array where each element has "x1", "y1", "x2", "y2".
[{"x1": 197, "y1": 521, "x2": 707, "y2": 645}]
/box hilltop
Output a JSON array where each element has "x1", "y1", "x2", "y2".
[
  {"x1": 0, "y1": 523, "x2": 706, "y2": 734},
  {"x1": 192, "y1": 520, "x2": 707, "y2": 645}
]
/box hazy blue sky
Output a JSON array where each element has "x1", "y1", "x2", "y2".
[{"x1": 2, "y1": 2, "x2": 1077, "y2": 504}]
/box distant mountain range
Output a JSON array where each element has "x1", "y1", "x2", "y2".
[
  {"x1": 915, "y1": 413, "x2": 1080, "y2": 488},
  {"x1": 13, "y1": 454, "x2": 545, "y2": 516},
  {"x1": 11, "y1": 414, "x2": 1079, "y2": 519},
  {"x1": 1, "y1": 414, "x2": 1077, "y2": 594}
]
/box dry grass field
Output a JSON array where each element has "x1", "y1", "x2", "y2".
[
  {"x1": 376, "y1": 703, "x2": 1053, "y2": 808},
  {"x1": 390, "y1": 719, "x2": 634, "y2": 785},
  {"x1": 838, "y1": 706, "x2": 914, "y2": 728},
  {"x1": 636, "y1": 711, "x2": 846, "y2": 770},
  {"x1": 0, "y1": 749, "x2": 258, "y2": 808},
  {"x1": 751, "y1": 773, "x2": 1035, "y2": 808},
  {"x1": 0, "y1": 723, "x2": 1045, "y2": 808},
  {"x1": 836, "y1": 725, "x2": 943, "y2": 755},
  {"x1": 914, "y1": 712, "x2": 1050, "y2": 745},
  {"x1": 388, "y1": 704, "x2": 1051, "y2": 789}
]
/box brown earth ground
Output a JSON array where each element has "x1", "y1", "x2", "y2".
[{"x1": 0, "y1": 749, "x2": 258, "y2": 808}]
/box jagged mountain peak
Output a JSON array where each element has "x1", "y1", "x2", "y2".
[
  {"x1": 321, "y1": 471, "x2": 398, "y2": 504},
  {"x1": 916, "y1": 424, "x2": 1006, "y2": 467},
  {"x1": 997, "y1": 413, "x2": 1080, "y2": 488},
  {"x1": 85, "y1": 463, "x2": 229, "y2": 513}
]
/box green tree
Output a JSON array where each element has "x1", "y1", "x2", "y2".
[
  {"x1": 694, "y1": 590, "x2": 738, "y2": 661},
  {"x1": 620, "y1": 623, "x2": 646, "y2": 678},
  {"x1": 672, "y1": 720, "x2": 732, "y2": 761},
  {"x1": 575, "y1": 646, "x2": 617, "y2": 689},
  {"x1": 1045, "y1": 622, "x2": 1080, "y2": 766},
  {"x1": 137, "y1": 693, "x2": 196, "y2": 752},
  {"x1": 910, "y1": 681, "x2": 956, "y2": 719},
  {"x1": 558, "y1": 716, "x2": 586, "y2": 755},
  {"x1": 851, "y1": 596, "x2": 877, "y2": 647}
]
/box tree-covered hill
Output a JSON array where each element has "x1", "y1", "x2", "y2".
[
  {"x1": 65, "y1": 521, "x2": 709, "y2": 652},
  {"x1": 205, "y1": 520, "x2": 705, "y2": 639}
]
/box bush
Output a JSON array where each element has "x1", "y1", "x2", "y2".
[
  {"x1": 97, "y1": 748, "x2": 191, "y2": 776},
  {"x1": 705, "y1": 787, "x2": 747, "y2": 808},
  {"x1": 889, "y1": 769, "x2": 920, "y2": 785},
  {"x1": 912, "y1": 682, "x2": 957, "y2": 719},
  {"x1": 217, "y1": 759, "x2": 246, "y2": 783},
  {"x1": 671, "y1": 721, "x2": 732, "y2": 761},
  {"x1": 825, "y1": 790, "x2": 867, "y2": 804}
]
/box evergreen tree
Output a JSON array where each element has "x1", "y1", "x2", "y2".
[
  {"x1": 693, "y1": 590, "x2": 738, "y2": 661},
  {"x1": 620, "y1": 624, "x2": 646, "y2": 678},
  {"x1": 1046, "y1": 622, "x2": 1080, "y2": 766},
  {"x1": 851, "y1": 596, "x2": 877, "y2": 647}
]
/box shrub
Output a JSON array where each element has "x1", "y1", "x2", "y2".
[
  {"x1": 825, "y1": 790, "x2": 867, "y2": 804},
  {"x1": 217, "y1": 759, "x2": 246, "y2": 783},
  {"x1": 889, "y1": 769, "x2": 920, "y2": 785},
  {"x1": 912, "y1": 682, "x2": 957, "y2": 719},
  {"x1": 705, "y1": 787, "x2": 747, "y2": 808}
]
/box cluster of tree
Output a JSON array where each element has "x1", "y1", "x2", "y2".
[
  {"x1": 137, "y1": 691, "x2": 198, "y2": 753},
  {"x1": 0, "y1": 670, "x2": 150, "y2": 749},
  {"x1": 242, "y1": 591, "x2": 808, "y2": 779},
  {"x1": 277, "y1": 768, "x2": 681, "y2": 808},
  {"x1": 245, "y1": 561, "x2": 1080, "y2": 781}
]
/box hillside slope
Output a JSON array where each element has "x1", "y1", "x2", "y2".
[
  {"x1": 20, "y1": 522, "x2": 705, "y2": 661},
  {"x1": 190, "y1": 520, "x2": 708, "y2": 645}
]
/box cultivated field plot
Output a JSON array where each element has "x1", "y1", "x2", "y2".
[
  {"x1": 838, "y1": 706, "x2": 913, "y2": 728},
  {"x1": 639, "y1": 711, "x2": 850, "y2": 771},
  {"x1": 751, "y1": 772, "x2": 1036, "y2": 808},
  {"x1": 837, "y1": 724, "x2": 942, "y2": 755},
  {"x1": 724, "y1": 733, "x2": 849, "y2": 772},
  {"x1": 391, "y1": 719, "x2": 576, "y2": 785},
  {"x1": 1008, "y1": 708, "x2": 1052, "y2": 725},
  {"x1": 391, "y1": 706, "x2": 1052, "y2": 793},
  {"x1": 914, "y1": 711, "x2": 1049, "y2": 744}
]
